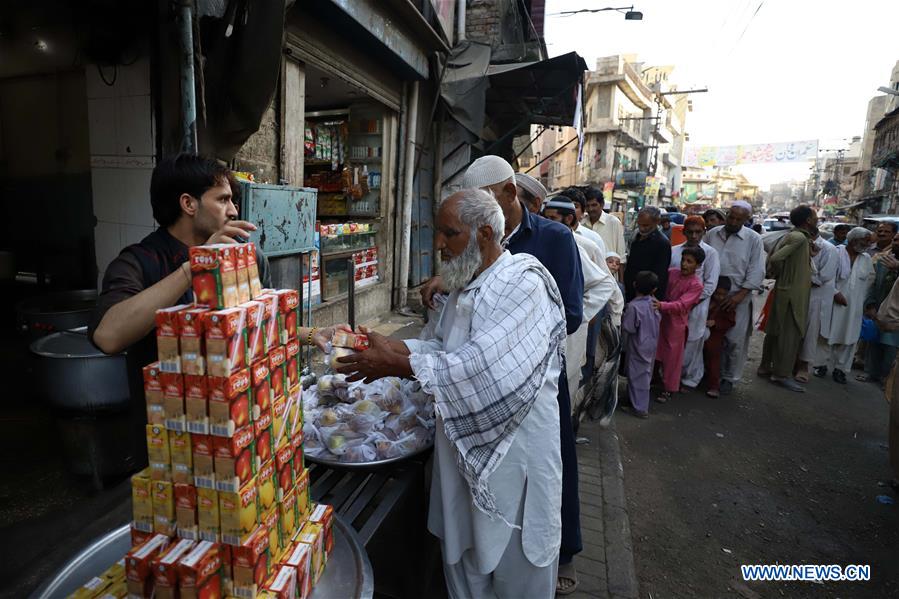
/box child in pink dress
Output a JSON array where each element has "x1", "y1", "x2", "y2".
[{"x1": 653, "y1": 246, "x2": 705, "y2": 402}]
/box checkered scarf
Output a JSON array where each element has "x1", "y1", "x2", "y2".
[{"x1": 410, "y1": 252, "x2": 567, "y2": 525}]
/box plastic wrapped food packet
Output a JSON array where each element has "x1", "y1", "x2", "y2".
[{"x1": 340, "y1": 444, "x2": 377, "y2": 463}]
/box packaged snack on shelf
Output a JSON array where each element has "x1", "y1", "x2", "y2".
[
  {"x1": 191, "y1": 434, "x2": 215, "y2": 490},
  {"x1": 219, "y1": 479, "x2": 259, "y2": 546},
  {"x1": 243, "y1": 300, "x2": 265, "y2": 365},
  {"x1": 278, "y1": 488, "x2": 298, "y2": 540},
  {"x1": 146, "y1": 424, "x2": 171, "y2": 481},
  {"x1": 169, "y1": 430, "x2": 192, "y2": 484},
  {"x1": 264, "y1": 565, "x2": 297, "y2": 599},
  {"x1": 256, "y1": 293, "x2": 279, "y2": 354},
  {"x1": 213, "y1": 424, "x2": 256, "y2": 493},
  {"x1": 156, "y1": 304, "x2": 190, "y2": 373},
  {"x1": 309, "y1": 503, "x2": 334, "y2": 556},
  {"x1": 295, "y1": 468, "x2": 310, "y2": 524},
  {"x1": 131, "y1": 468, "x2": 154, "y2": 533},
  {"x1": 152, "y1": 480, "x2": 176, "y2": 535},
  {"x1": 272, "y1": 394, "x2": 289, "y2": 451},
  {"x1": 285, "y1": 340, "x2": 300, "y2": 389},
  {"x1": 174, "y1": 482, "x2": 198, "y2": 540},
  {"x1": 143, "y1": 363, "x2": 165, "y2": 425},
  {"x1": 269, "y1": 345, "x2": 286, "y2": 401},
  {"x1": 251, "y1": 359, "x2": 272, "y2": 419},
  {"x1": 284, "y1": 540, "x2": 313, "y2": 599},
  {"x1": 161, "y1": 372, "x2": 185, "y2": 432},
  {"x1": 296, "y1": 522, "x2": 325, "y2": 585},
  {"x1": 274, "y1": 290, "x2": 299, "y2": 344},
  {"x1": 332, "y1": 330, "x2": 370, "y2": 351},
  {"x1": 184, "y1": 374, "x2": 209, "y2": 435},
  {"x1": 274, "y1": 443, "x2": 294, "y2": 501},
  {"x1": 190, "y1": 244, "x2": 238, "y2": 309},
  {"x1": 125, "y1": 533, "x2": 170, "y2": 598},
  {"x1": 232, "y1": 525, "x2": 271, "y2": 598},
  {"x1": 255, "y1": 409, "x2": 275, "y2": 470},
  {"x1": 204, "y1": 307, "x2": 248, "y2": 378},
  {"x1": 246, "y1": 242, "x2": 263, "y2": 298},
  {"x1": 235, "y1": 244, "x2": 251, "y2": 305},
  {"x1": 131, "y1": 525, "x2": 154, "y2": 548},
  {"x1": 152, "y1": 538, "x2": 195, "y2": 599},
  {"x1": 177, "y1": 541, "x2": 222, "y2": 599},
  {"x1": 257, "y1": 457, "x2": 277, "y2": 514},
  {"x1": 261, "y1": 506, "x2": 283, "y2": 562},
  {"x1": 208, "y1": 368, "x2": 252, "y2": 438},
  {"x1": 178, "y1": 307, "x2": 210, "y2": 375},
  {"x1": 196, "y1": 486, "x2": 219, "y2": 542}
]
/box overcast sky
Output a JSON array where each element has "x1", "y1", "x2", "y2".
[{"x1": 544, "y1": 0, "x2": 899, "y2": 188}]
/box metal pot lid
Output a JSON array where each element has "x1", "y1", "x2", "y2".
[{"x1": 30, "y1": 327, "x2": 118, "y2": 359}]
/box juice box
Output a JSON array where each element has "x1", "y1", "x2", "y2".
[
  {"x1": 69, "y1": 576, "x2": 111, "y2": 599},
  {"x1": 156, "y1": 304, "x2": 191, "y2": 373},
  {"x1": 208, "y1": 368, "x2": 252, "y2": 437},
  {"x1": 297, "y1": 522, "x2": 325, "y2": 584},
  {"x1": 295, "y1": 468, "x2": 310, "y2": 524},
  {"x1": 256, "y1": 293, "x2": 278, "y2": 354},
  {"x1": 232, "y1": 525, "x2": 271, "y2": 598},
  {"x1": 264, "y1": 565, "x2": 296, "y2": 599},
  {"x1": 131, "y1": 468, "x2": 153, "y2": 533},
  {"x1": 204, "y1": 307, "x2": 248, "y2": 377},
  {"x1": 273, "y1": 290, "x2": 299, "y2": 344},
  {"x1": 213, "y1": 425, "x2": 256, "y2": 493},
  {"x1": 178, "y1": 541, "x2": 222, "y2": 599},
  {"x1": 291, "y1": 434, "x2": 304, "y2": 479},
  {"x1": 251, "y1": 359, "x2": 272, "y2": 419},
  {"x1": 152, "y1": 480, "x2": 175, "y2": 535},
  {"x1": 268, "y1": 346, "x2": 286, "y2": 401},
  {"x1": 102, "y1": 558, "x2": 125, "y2": 584},
  {"x1": 286, "y1": 386, "x2": 302, "y2": 441},
  {"x1": 174, "y1": 482, "x2": 198, "y2": 540},
  {"x1": 285, "y1": 340, "x2": 299, "y2": 389},
  {"x1": 278, "y1": 488, "x2": 298, "y2": 540},
  {"x1": 131, "y1": 525, "x2": 154, "y2": 548},
  {"x1": 191, "y1": 434, "x2": 215, "y2": 489},
  {"x1": 332, "y1": 330, "x2": 370, "y2": 351},
  {"x1": 309, "y1": 503, "x2": 334, "y2": 557},
  {"x1": 169, "y1": 430, "x2": 192, "y2": 484},
  {"x1": 247, "y1": 242, "x2": 263, "y2": 299},
  {"x1": 190, "y1": 244, "x2": 238, "y2": 309},
  {"x1": 143, "y1": 363, "x2": 165, "y2": 425},
  {"x1": 161, "y1": 372, "x2": 185, "y2": 432},
  {"x1": 271, "y1": 394, "x2": 288, "y2": 451},
  {"x1": 283, "y1": 541, "x2": 312, "y2": 599},
  {"x1": 178, "y1": 307, "x2": 210, "y2": 375},
  {"x1": 256, "y1": 458, "x2": 277, "y2": 514},
  {"x1": 254, "y1": 409, "x2": 275, "y2": 469},
  {"x1": 242, "y1": 300, "x2": 265, "y2": 364},
  {"x1": 261, "y1": 506, "x2": 283, "y2": 562},
  {"x1": 146, "y1": 424, "x2": 171, "y2": 480},
  {"x1": 152, "y1": 538, "x2": 195, "y2": 599},
  {"x1": 274, "y1": 444, "x2": 294, "y2": 501},
  {"x1": 235, "y1": 244, "x2": 251, "y2": 305},
  {"x1": 196, "y1": 486, "x2": 220, "y2": 542},
  {"x1": 219, "y1": 479, "x2": 259, "y2": 546},
  {"x1": 184, "y1": 374, "x2": 209, "y2": 435},
  {"x1": 126, "y1": 534, "x2": 170, "y2": 598}
]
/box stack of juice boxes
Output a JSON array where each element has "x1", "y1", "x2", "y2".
[{"x1": 72, "y1": 243, "x2": 335, "y2": 599}]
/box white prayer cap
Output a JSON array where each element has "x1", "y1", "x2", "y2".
[
  {"x1": 463, "y1": 155, "x2": 516, "y2": 189},
  {"x1": 847, "y1": 226, "x2": 872, "y2": 242},
  {"x1": 516, "y1": 172, "x2": 547, "y2": 201},
  {"x1": 543, "y1": 197, "x2": 576, "y2": 212},
  {"x1": 731, "y1": 200, "x2": 752, "y2": 212},
  {"x1": 606, "y1": 251, "x2": 621, "y2": 260}
]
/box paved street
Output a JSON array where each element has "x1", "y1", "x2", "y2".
[{"x1": 615, "y1": 334, "x2": 899, "y2": 598}]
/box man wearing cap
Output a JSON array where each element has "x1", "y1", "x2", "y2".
[
  {"x1": 703, "y1": 200, "x2": 766, "y2": 394},
  {"x1": 703, "y1": 208, "x2": 726, "y2": 231},
  {"x1": 583, "y1": 186, "x2": 626, "y2": 263},
  {"x1": 623, "y1": 206, "x2": 672, "y2": 302},
  {"x1": 516, "y1": 172, "x2": 547, "y2": 214},
  {"x1": 558, "y1": 187, "x2": 608, "y2": 257}
]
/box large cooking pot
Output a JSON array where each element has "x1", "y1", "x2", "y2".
[{"x1": 16, "y1": 289, "x2": 97, "y2": 342}]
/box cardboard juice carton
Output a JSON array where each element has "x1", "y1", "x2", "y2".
[
  {"x1": 208, "y1": 368, "x2": 252, "y2": 438},
  {"x1": 152, "y1": 538, "x2": 195, "y2": 599},
  {"x1": 130, "y1": 525, "x2": 154, "y2": 548},
  {"x1": 156, "y1": 304, "x2": 191, "y2": 373},
  {"x1": 177, "y1": 541, "x2": 222, "y2": 599},
  {"x1": 160, "y1": 371, "x2": 185, "y2": 432},
  {"x1": 219, "y1": 479, "x2": 259, "y2": 546},
  {"x1": 184, "y1": 374, "x2": 209, "y2": 435},
  {"x1": 173, "y1": 483, "x2": 198, "y2": 540},
  {"x1": 235, "y1": 244, "x2": 251, "y2": 305},
  {"x1": 191, "y1": 433, "x2": 215, "y2": 489},
  {"x1": 274, "y1": 444, "x2": 294, "y2": 502},
  {"x1": 190, "y1": 244, "x2": 238, "y2": 309},
  {"x1": 242, "y1": 300, "x2": 265, "y2": 365},
  {"x1": 196, "y1": 486, "x2": 220, "y2": 542},
  {"x1": 273, "y1": 290, "x2": 299, "y2": 344},
  {"x1": 69, "y1": 576, "x2": 111, "y2": 599},
  {"x1": 261, "y1": 506, "x2": 283, "y2": 562},
  {"x1": 231, "y1": 525, "x2": 271, "y2": 598},
  {"x1": 331, "y1": 330, "x2": 370, "y2": 351},
  {"x1": 297, "y1": 522, "x2": 325, "y2": 584},
  {"x1": 285, "y1": 340, "x2": 299, "y2": 389},
  {"x1": 152, "y1": 480, "x2": 176, "y2": 535},
  {"x1": 264, "y1": 565, "x2": 296, "y2": 599},
  {"x1": 246, "y1": 242, "x2": 263, "y2": 299},
  {"x1": 168, "y1": 430, "x2": 192, "y2": 484},
  {"x1": 295, "y1": 468, "x2": 310, "y2": 524},
  {"x1": 254, "y1": 409, "x2": 275, "y2": 470},
  {"x1": 126, "y1": 534, "x2": 170, "y2": 598},
  {"x1": 268, "y1": 346, "x2": 286, "y2": 401},
  {"x1": 256, "y1": 458, "x2": 276, "y2": 514},
  {"x1": 271, "y1": 394, "x2": 288, "y2": 451},
  {"x1": 286, "y1": 385, "x2": 302, "y2": 441},
  {"x1": 283, "y1": 541, "x2": 312, "y2": 599},
  {"x1": 131, "y1": 468, "x2": 154, "y2": 533},
  {"x1": 143, "y1": 363, "x2": 165, "y2": 425},
  {"x1": 291, "y1": 434, "x2": 304, "y2": 480},
  {"x1": 309, "y1": 503, "x2": 334, "y2": 557},
  {"x1": 213, "y1": 424, "x2": 256, "y2": 493},
  {"x1": 178, "y1": 307, "x2": 210, "y2": 375},
  {"x1": 204, "y1": 307, "x2": 248, "y2": 377},
  {"x1": 256, "y1": 293, "x2": 278, "y2": 354},
  {"x1": 250, "y1": 359, "x2": 272, "y2": 419},
  {"x1": 146, "y1": 424, "x2": 171, "y2": 481},
  {"x1": 278, "y1": 488, "x2": 298, "y2": 540}
]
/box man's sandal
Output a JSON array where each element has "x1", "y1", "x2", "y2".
[{"x1": 556, "y1": 562, "x2": 578, "y2": 595}]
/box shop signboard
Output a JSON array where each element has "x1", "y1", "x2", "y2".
[{"x1": 684, "y1": 140, "x2": 818, "y2": 167}]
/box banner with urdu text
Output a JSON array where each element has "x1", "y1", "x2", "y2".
[{"x1": 684, "y1": 140, "x2": 818, "y2": 167}]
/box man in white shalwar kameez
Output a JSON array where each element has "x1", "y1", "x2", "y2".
[
  {"x1": 797, "y1": 231, "x2": 839, "y2": 380},
  {"x1": 672, "y1": 215, "x2": 720, "y2": 388},
  {"x1": 337, "y1": 189, "x2": 566, "y2": 598}
]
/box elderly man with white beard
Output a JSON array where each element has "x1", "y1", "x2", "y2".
[{"x1": 337, "y1": 189, "x2": 566, "y2": 598}]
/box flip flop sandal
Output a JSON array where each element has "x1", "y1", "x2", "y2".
[
  {"x1": 706, "y1": 389, "x2": 720, "y2": 398},
  {"x1": 556, "y1": 562, "x2": 578, "y2": 595},
  {"x1": 794, "y1": 372, "x2": 809, "y2": 383},
  {"x1": 655, "y1": 392, "x2": 671, "y2": 403}
]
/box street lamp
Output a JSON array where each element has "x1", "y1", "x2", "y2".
[{"x1": 553, "y1": 5, "x2": 643, "y2": 20}]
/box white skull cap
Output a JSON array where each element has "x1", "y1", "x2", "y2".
[
  {"x1": 462, "y1": 155, "x2": 516, "y2": 189},
  {"x1": 515, "y1": 172, "x2": 547, "y2": 201}
]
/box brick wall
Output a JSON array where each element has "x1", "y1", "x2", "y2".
[
  {"x1": 233, "y1": 100, "x2": 280, "y2": 184},
  {"x1": 465, "y1": 0, "x2": 502, "y2": 46}
]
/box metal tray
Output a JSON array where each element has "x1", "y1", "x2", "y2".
[
  {"x1": 305, "y1": 442, "x2": 434, "y2": 471},
  {"x1": 30, "y1": 514, "x2": 373, "y2": 599}
]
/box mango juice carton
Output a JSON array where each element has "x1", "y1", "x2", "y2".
[
  {"x1": 286, "y1": 385, "x2": 302, "y2": 441},
  {"x1": 261, "y1": 506, "x2": 283, "y2": 562},
  {"x1": 69, "y1": 575, "x2": 111, "y2": 599},
  {"x1": 295, "y1": 469, "x2": 310, "y2": 525},
  {"x1": 242, "y1": 300, "x2": 265, "y2": 365},
  {"x1": 251, "y1": 359, "x2": 272, "y2": 419},
  {"x1": 208, "y1": 368, "x2": 252, "y2": 437},
  {"x1": 268, "y1": 346, "x2": 286, "y2": 401},
  {"x1": 292, "y1": 438, "x2": 304, "y2": 479},
  {"x1": 285, "y1": 340, "x2": 300, "y2": 389},
  {"x1": 246, "y1": 242, "x2": 263, "y2": 299},
  {"x1": 256, "y1": 458, "x2": 277, "y2": 514},
  {"x1": 184, "y1": 374, "x2": 209, "y2": 435},
  {"x1": 178, "y1": 307, "x2": 210, "y2": 375},
  {"x1": 271, "y1": 394, "x2": 288, "y2": 451},
  {"x1": 152, "y1": 538, "x2": 195, "y2": 599},
  {"x1": 264, "y1": 565, "x2": 296, "y2": 599},
  {"x1": 161, "y1": 372, "x2": 185, "y2": 432},
  {"x1": 205, "y1": 307, "x2": 248, "y2": 377},
  {"x1": 174, "y1": 482, "x2": 198, "y2": 540},
  {"x1": 283, "y1": 541, "x2": 312, "y2": 599},
  {"x1": 156, "y1": 304, "x2": 191, "y2": 373},
  {"x1": 296, "y1": 522, "x2": 325, "y2": 584},
  {"x1": 191, "y1": 433, "x2": 215, "y2": 489},
  {"x1": 130, "y1": 525, "x2": 154, "y2": 548},
  {"x1": 152, "y1": 480, "x2": 176, "y2": 536},
  {"x1": 235, "y1": 244, "x2": 251, "y2": 305},
  {"x1": 274, "y1": 444, "x2": 294, "y2": 502},
  {"x1": 131, "y1": 468, "x2": 154, "y2": 533},
  {"x1": 125, "y1": 533, "x2": 170, "y2": 598},
  {"x1": 177, "y1": 541, "x2": 222, "y2": 599},
  {"x1": 143, "y1": 363, "x2": 165, "y2": 425},
  {"x1": 332, "y1": 330, "x2": 370, "y2": 351},
  {"x1": 196, "y1": 486, "x2": 220, "y2": 542},
  {"x1": 273, "y1": 290, "x2": 299, "y2": 344},
  {"x1": 213, "y1": 424, "x2": 256, "y2": 493},
  {"x1": 190, "y1": 244, "x2": 238, "y2": 309},
  {"x1": 309, "y1": 503, "x2": 334, "y2": 557},
  {"x1": 169, "y1": 430, "x2": 192, "y2": 484},
  {"x1": 219, "y1": 479, "x2": 259, "y2": 546},
  {"x1": 256, "y1": 293, "x2": 278, "y2": 354},
  {"x1": 254, "y1": 409, "x2": 275, "y2": 470},
  {"x1": 278, "y1": 488, "x2": 298, "y2": 540},
  {"x1": 146, "y1": 424, "x2": 171, "y2": 481},
  {"x1": 231, "y1": 525, "x2": 271, "y2": 598}
]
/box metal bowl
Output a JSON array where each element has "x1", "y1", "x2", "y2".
[{"x1": 305, "y1": 442, "x2": 434, "y2": 471}]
